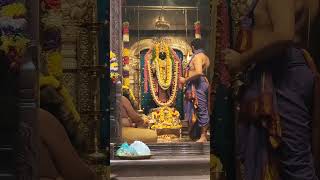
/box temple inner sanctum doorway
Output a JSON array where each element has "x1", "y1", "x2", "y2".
[{"x1": 110, "y1": 0, "x2": 214, "y2": 178}]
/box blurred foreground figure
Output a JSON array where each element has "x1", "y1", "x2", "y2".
[
  {"x1": 39, "y1": 109, "x2": 98, "y2": 180},
  {"x1": 224, "y1": 0, "x2": 320, "y2": 179}
]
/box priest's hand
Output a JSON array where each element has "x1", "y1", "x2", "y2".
[{"x1": 179, "y1": 77, "x2": 186, "y2": 85}]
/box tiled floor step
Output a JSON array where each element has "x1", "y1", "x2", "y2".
[{"x1": 111, "y1": 142, "x2": 210, "y2": 177}]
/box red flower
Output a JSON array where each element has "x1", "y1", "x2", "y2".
[
  {"x1": 123, "y1": 56, "x2": 130, "y2": 65},
  {"x1": 43, "y1": 0, "x2": 61, "y2": 9}
]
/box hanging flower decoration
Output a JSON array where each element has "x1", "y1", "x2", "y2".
[
  {"x1": 0, "y1": 3, "x2": 26, "y2": 17},
  {"x1": 41, "y1": 0, "x2": 61, "y2": 10},
  {"x1": 40, "y1": 0, "x2": 63, "y2": 78},
  {"x1": 41, "y1": 10, "x2": 63, "y2": 29},
  {"x1": 47, "y1": 51, "x2": 63, "y2": 78},
  {"x1": 214, "y1": 0, "x2": 231, "y2": 88},
  {"x1": 122, "y1": 48, "x2": 130, "y2": 87},
  {"x1": 0, "y1": 17, "x2": 27, "y2": 33},
  {"x1": 40, "y1": 75, "x2": 81, "y2": 122},
  {"x1": 194, "y1": 21, "x2": 201, "y2": 39},
  {"x1": 110, "y1": 51, "x2": 120, "y2": 83},
  {"x1": 122, "y1": 21, "x2": 129, "y2": 42},
  {"x1": 0, "y1": 35, "x2": 29, "y2": 54},
  {"x1": 39, "y1": 0, "x2": 80, "y2": 123},
  {"x1": 0, "y1": 1, "x2": 29, "y2": 72}
]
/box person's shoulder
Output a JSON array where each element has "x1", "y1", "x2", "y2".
[
  {"x1": 194, "y1": 53, "x2": 208, "y2": 60},
  {"x1": 122, "y1": 96, "x2": 131, "y2": 104}
]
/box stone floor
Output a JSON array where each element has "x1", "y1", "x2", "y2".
[
  {"x1": 111, "y1": 142, "x2": 210, "y2": 178},
  {"x1": 115, "y1": 175, "x2": 210, "y2": 180}
]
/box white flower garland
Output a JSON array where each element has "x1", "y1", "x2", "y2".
[
  {"x1": 146, "y1": 49, "x2": 179, "y2": 107},
  {"x1": 0, "y1": 17, "x2": 27, "y2": 30},
  {"x1": 154, "y1": 42, "x2": 173, "y2": 90}
]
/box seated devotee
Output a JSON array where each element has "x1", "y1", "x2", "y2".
[
  {"x1": 39, "y1": 108, "x2": 98, "y2": 180},
  {"x1": 120, "y1": 95, "x2": 157, "y2": 143},
  {"x1": 39, "y1": 79, "x2": 98, "y2": 180},
  {"x1": 40, "y1": 84, "x2": 87, "y2": 153}
]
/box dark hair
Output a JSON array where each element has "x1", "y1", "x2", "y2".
[
  {"x1": 191, "y1": 39, "x2": 204, "y2": 50},
  {"x1": 40, "y1": 86, "x2": 88, "y2": 153},
  {"x1": 122, "y1": 89, "x2": 138, "y2": 109}
]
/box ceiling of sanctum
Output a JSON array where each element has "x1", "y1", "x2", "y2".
[{"x1": 122, "y1": 0, "x2": 212, "y2": 31}]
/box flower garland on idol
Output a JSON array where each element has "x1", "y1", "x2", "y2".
[
  {"x1": 154, "y1": 42, "x2": 172, "y2": 90},
  {"x1": 144, "y1": 42, "x2": 181, "y2": 107},
  {"x1": 0, "y1": 1, "x2": 29, "y2": 72}
]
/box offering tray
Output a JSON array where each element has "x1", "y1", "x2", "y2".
[{"x1": 116, "y1": 154, "x2": 152, "y2": 160}]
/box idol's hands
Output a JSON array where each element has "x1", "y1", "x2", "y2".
[
  {"x1": 223, "y1": 48, "x2": 242, "y2": 73},
  {"x1": 179, "y1": 77, "x2": 186, "y2": 85}
]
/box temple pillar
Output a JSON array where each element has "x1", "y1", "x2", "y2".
[
  {"x1": 110, "y1": 0, "x2": 122, "y2": 143},
  {"x1": 16, "y1": 0, "x2": 40, "y2": 179}
]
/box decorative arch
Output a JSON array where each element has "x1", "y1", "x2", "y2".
[{"x1": 129, "y1": 37, "x2": 192, "y2": 60}]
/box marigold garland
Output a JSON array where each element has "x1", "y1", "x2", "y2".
[
  {"x1": 40, "y1": 75, "x2": 81, "y2": 122},
  {"x1": 110, "y1": 51, "x2": 120, "y2": 83},
  {"x1": 47, "y1": 51, "x2": 63, "y2": 78},
  {"x1": 154, "y1": 42, "x2": 173, "y2": 90},
  {"x1": 39, "y1": 75, "x2": 60, "y2": 88},
  {"x1": 122, "y1": 48, "x2": 130, "y2": 87},
  {"x1": 123, "y1": 48, "x2": 130, "y2": 57},
  {"x1": 40, "y1": 0, "x2": 80, "y2": 123},
  {"x1": 0, "y1": 3, "x2": 26, "y2": 17},
  {"x1": 0, "y1": 1, "x2": 29, "y2": 72},
  {"x1": 0, "y1": 35, "x2": 29, "y2": 54},
  {"x1": 110, "y1": 51, "x2": 116, "y2": 59}
]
